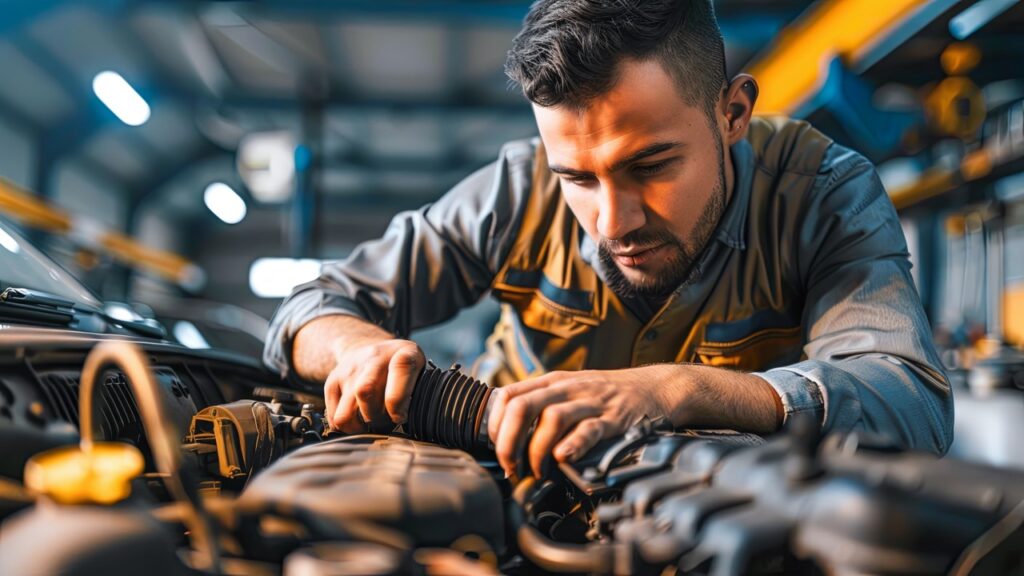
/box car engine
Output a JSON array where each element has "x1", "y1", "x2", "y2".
[{"x1": 1, "y1": 339, "x2": 1022, "y2": 575}]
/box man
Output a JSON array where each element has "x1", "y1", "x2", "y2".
[{"x1": 265, "y1": 0, "x2": 953, "y2": 479}]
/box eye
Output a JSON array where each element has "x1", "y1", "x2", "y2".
[
  {"x1": 562, "y1": 174, "x2": 596, "y2": 186},
  {"x1": 632, "y1": 160, "x2": 671, "y2": 178}
]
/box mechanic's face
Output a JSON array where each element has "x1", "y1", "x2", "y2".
[{"x1": 534, "y1": 59, "x2": 754, "y2": 301}]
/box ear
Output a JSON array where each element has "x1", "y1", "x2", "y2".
[{"x1": 720, "y1": 73, "x2": 758, "y2": 146}]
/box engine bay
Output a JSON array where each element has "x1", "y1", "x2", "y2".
[{"x1": 1, "y1": 335, "x2": 1022, "y2": 575}]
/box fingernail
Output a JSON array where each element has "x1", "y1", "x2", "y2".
[{"x1": 503, "y1": 469, "x2": 511, "y2": 479}]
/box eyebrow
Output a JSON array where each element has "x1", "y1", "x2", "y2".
[{"x1": 548, "y1": 141, "x2": 683, "y2": 177}]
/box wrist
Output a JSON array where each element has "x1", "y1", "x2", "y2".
[
  {"x1": 754, "y1": 375, "x2": 785, "y2": 431},
  {"x1": 652, "y1": 364, "x2": 782, "y2": 434},
  {"x1": 636, "y1": 364, "x2": 700, "y2": 427}
]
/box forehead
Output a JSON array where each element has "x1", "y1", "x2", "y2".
[{"x1": 533, "y1": 59, "x2": 711, "y2": 167}]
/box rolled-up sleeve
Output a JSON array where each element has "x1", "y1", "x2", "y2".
[
  {"x1": 755, "y1": 146, "x2": 954, "y2": 454},
  {"x1": 263, "y1": 140, "x2": 536, "y2": 379}
]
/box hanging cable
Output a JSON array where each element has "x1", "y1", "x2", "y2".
[{"x1": 79, "y1": 341, "x2": 221, "y2": 572}]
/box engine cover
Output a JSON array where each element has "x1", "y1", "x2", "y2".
[{"x1": 238, "y1": 434, "x2": 504, "y2": 554}]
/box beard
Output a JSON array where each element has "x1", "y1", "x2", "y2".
[{"x1": 598, "y1": 160, "x2": 727, "y2": 303}]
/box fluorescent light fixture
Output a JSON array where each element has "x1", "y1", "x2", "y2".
[
  {"x1": 92, "y1": 71, "x2": 151, "y2": 126},
  {"x1": 0, "y1": 228, "x2": 20, "y2": 253},
  {"x1": 204, "y1": 182, "x2": 247, "y2": 224},
  {"x1": 249, "y1": 258, "x2": 322, "y2": 298},
  {"x1": 237, "y1": 131, "x2": 297, "y2": 203},
  {"x1": 173, "y1": 321, "x2": 211, "y2": 349},
  {"x1": 995, "y1": 171, "x2": 1024, "y2": 203},
  {"x1": 949, "y1": 0, "x2": 1017, "y2": 39}
]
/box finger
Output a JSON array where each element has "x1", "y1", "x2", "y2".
[
  {"x1": 487, "y1": 374, "x2": 559, "y2": 444},
  {"x1": 553, "y1": 418, "x2": 609, "y2": 463},
  {"x1": 414, "y1": 549, "x2": 499, "y2": 576},
  {"x1": 333, "y1": 385, "x2": 365, "y2": 434},
  {"x1": 528, "y1": 400, "x2": 602, "y2": 478},
  {"x1": 324, "y1": 375, "x2": 341, "y2": 430},
  {"x1": 494, "y1": 386, "x2": 567, "y2": 476},
  {"x1": 384, "y1": 342, "x2": 423, "y2": 424},
  {"x1": 351, "y1": 360, "x2": 390, "y2": 425}
]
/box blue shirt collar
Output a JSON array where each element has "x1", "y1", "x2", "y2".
[{"x1": 714, "y1": 138, "x2": 753, "y2": 251}]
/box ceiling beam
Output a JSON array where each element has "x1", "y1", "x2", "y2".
[
  {"x1": 11, "y1": 32, "x2": 132, "y2": 196},
  {"x1": 128, "y1": 140, "x2": 228, "y2": 218}
]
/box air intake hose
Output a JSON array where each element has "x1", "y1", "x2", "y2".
[{"x1": 403, "y1": 362, "x2": 495, "y2": 457}]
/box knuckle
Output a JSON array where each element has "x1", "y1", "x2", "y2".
[
  {"x1": 384, "y1": 395, "x2": 402, "y2": 413},
  {"x1": 393, "y1": 349, "x2": 420, "y2": 368},
  {"x1": 582, "y1": 419, "x2": 604, "y2": 438},
  {"x1": 489, "y1": 390, "x2": 508, "y2": 413},
  {"x1": 506, "y1": 397, "x2": 529, "y2": 419},
  {"x1": 541, "y1": 405, "x2": 566, "y2": 427},
  {"x1": 355, "y1": 382, "x2": 376, "y2": 402},
  {"x1": 503, "y1": 381, "x2": 530, "y2": 397}
]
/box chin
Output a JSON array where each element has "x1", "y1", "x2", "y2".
[{"x1": 619, "y1": 263, "x2": 663, "y2": 283}]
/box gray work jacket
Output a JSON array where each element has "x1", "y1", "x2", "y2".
[{"x1": 265, "y1": 117, "x2": 953, "y2": 454}]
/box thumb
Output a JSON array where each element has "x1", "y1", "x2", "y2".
[{"x1": 384, "y1": 342, "x2": 423, "y2": 424}]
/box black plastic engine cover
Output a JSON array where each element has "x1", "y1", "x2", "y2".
[{"x1": 238, "y1": 434, "x2": 504, "y2": 554}]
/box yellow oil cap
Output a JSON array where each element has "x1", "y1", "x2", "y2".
[{"x1": 24, "y1": 442, "x2": 145, "y2": 505}]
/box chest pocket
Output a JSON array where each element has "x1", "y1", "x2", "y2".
[
  {"x1": 491, "y1": 268, "x2": 601, "y2": 378},
  {"x1": 494, "y1": 268, "x2": 600, "y2": 339},
  {"x1": 695, "y1": 308, "x2": 803, "y2": 371}
]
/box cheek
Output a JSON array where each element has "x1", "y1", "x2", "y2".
[
  {"x1": 648, "y1": 162, "x2": 721, "y2": 233},
  {"x1": 561, "y1": 188, "x2": 601, "y2": 239}
]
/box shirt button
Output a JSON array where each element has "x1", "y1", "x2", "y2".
[{"x1": 644, "y1": 329, "x2": 658, "y2": 341}]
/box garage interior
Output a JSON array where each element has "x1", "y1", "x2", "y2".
[{"x1": 1, "y1": 1, "x2": 1023, "y2": 574}]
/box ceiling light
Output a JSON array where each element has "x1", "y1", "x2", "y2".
[
  {"x1": 249, "y1": 258, "x2": 322, "y2": 298},
  {"x1": 0, "y1": 227, "x2": 21, "y2": 253},
  {"x1": 949, "y1": 0, "x2": 1017, "y2": 39},
  {"x1": 237, "y1": 131, "x2": 297, "y2": 203},
  {"x1": 92, "y1": 71, "x2": 151, "y2": 126},
  {"x1": 203, "y1": 182, "x2": 247, "y2": 224}
]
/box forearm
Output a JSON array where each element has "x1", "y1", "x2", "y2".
[
  {"x1": 292, "y1": 314, "x2": 394, "y2": 382},
  {"x1": 649, "y1": 364, "x2": 782, "y2": 435},
  {"x1": 264, "y1": 142, "x2": 533, "y2": 381}
]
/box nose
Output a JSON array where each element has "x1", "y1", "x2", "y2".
[{"x1": 595, "y1": 182, "x2": 645, "y2": 241}]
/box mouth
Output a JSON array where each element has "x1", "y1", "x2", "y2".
[{"x1": 612, "y1": 243, "x2": 669, "y2": 268}]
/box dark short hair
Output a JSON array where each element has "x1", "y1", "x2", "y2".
[{"x1": 505, "y1": 0, "x2": 727, "y2": 116}]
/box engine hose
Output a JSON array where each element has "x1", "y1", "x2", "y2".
[
  {"x1": 402, "y1": 364, "x2": 616, "y2": 572},
  {"x1": 510, "y1": 477, "x2": 615, "y2": 574},
  {"x1": 403, "y1": 362, "x2": 495, "y2": 457},
  {"x1": 80, "y1": 341, "x2": 221, "y2": 573}
]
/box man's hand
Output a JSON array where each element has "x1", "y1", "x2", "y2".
[
  {"x1": 487, "y1": 364, "x2": 782, "y2": 478},
  {"x1": 487, "y1": 365, "x2": 674, "y2": 478},
  {"x1": 323, "y1": 337, "x2": 424, "y2": 433},
  {"x1": 294, "y1": 315, "x2": 425, "y2": 433}
]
